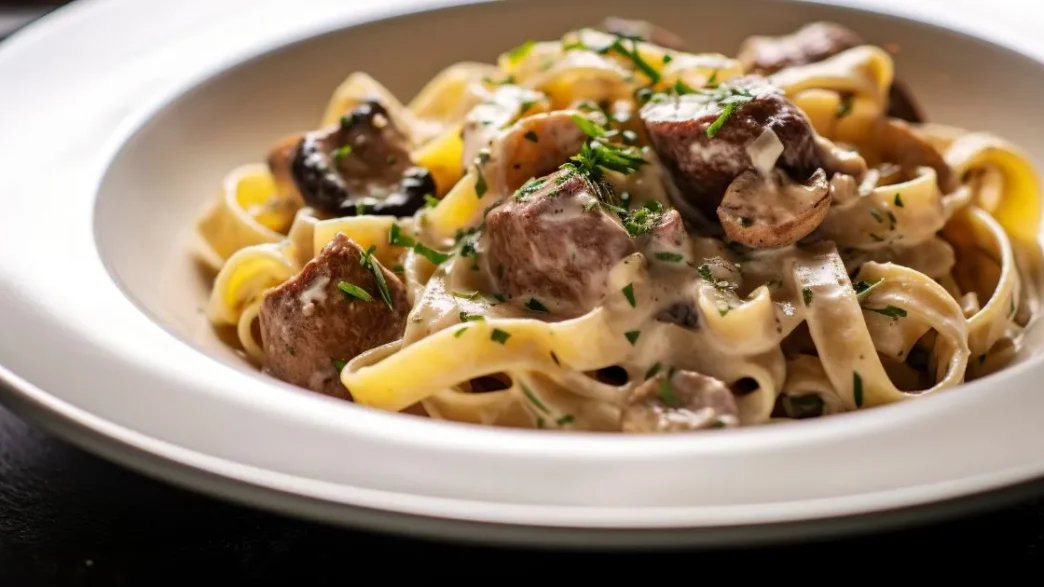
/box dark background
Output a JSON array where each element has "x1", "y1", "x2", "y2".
[{"x1": 3, "y1": 2, "x2": 1044, "y2": 583}]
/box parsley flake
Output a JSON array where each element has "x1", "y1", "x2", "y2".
[
  {"x1": 474, "y1": 167, "x2": 488, "y2": 198},
  {"x1": 521, "y1": 383, "x2": 548, "y2": 413},
  {"x1": 414, "y1": 242, "x2": 452, "y2": 265},
  {"x1": 358, "y1": 245, "x2": 394, "y2": 310},
  {"x1": 654, "y1": 251, "x2": 684, "y2": 262},
  {"x1": 332, "y1": 358, "x2": 347, "y2": 371},
  {"x1": 624, "y1": 330, "x2": 641, "y2": 345},
  {"x1": 453, "y1": 327, "x2": 468, "y2": 338},
  {"x1": 491, "y1": 328, "x2": 511, "y2": 344},
  {"x1": 507, "y1": 40, "x2": 536, "y2": 64},
  {"x1": 802, "y1": 287, "x2": 813, "y2": 306},
  {"x1": 622, "y1": 283, "x2": 636, "y2": 307},
  {"x1": 658, "y1": 376, "x2": 683, "y2": 407},
  {"x1": 867, "y1": 305, "x2": 907, "y2": 319},
  {"x1": 526, "y1": 298, "x2": 549, "y2": 313},
  {"x1": 894, "y1": 193, "x2": 904, "y2": 207},
  {"x1": 388, "y1": 224, "x2": 416, "y2": 248},
  {"x1": 338, "y1": 281, "x2": 373, "y2": 302},
  {"x1": 452, "y1": 290, "x2": 480, "y2": 300},
  {"x1": 523, "y1": 130, "x2": 539, "y2": 142}
]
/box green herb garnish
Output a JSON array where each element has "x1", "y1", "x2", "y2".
[
  {"x1": 894, "y1": 193, "x2": 904, "y2": 207},
  {"x1": 453, "y1": 327, "x2": 468, "y2": 338},
  {"x1": 358, "y1": 245, "x2": 394, "y2": 310},
  {"x1": 388, "y1": 224, "x2": 416, "y2": 248},
  {"x1": 413, "y1": 242, "x2": 452, "y2": 265},
  {"x1": 452, "y1": 290, "x2": 480, "y2": 300},
  {"x1": 658, "y1": 375, "x2": 683, "y2": 407},
  {"x1": 802, "y1": 287, "x2": 813, "y2": 306},
  {"x1": 526, "y1": 298, "x2": 549, "y2": 313},
  {"x1": 867, "y1": 305, "x2": 907, "y2": 319},
  {"x1": 334, "y1": 145, "x2": 352, "y2": 160},
  {"x1": 654, "y1": 251, "x2": 684, "y2": 262},
  {"x1": 332, "y1": 358, "x2": 347, "y2": 371},
  {"x1": 622, "y1": 283, "x2": 636, "y2": 307},
  {"x1": 491, "y1": 328, "x2": 511, "y2": 344},
  {"x1": 853, "y1": 278, "x2": 883, "y2": 302},
  {"x1": 836, "y1": 95, "x2": 854, "y2": 119},
  {"x1": 521, "y1": 383, "x2": 548, "y2": 413},
  {"x1": 507, "y1": 40, "x2": 536, "y2": 64},
  {"x1": 624, "y1": 330, "x2": 641, "y2": 345},
  {"x1": 523, "y1": 130, "x2": 539, "y2": 142},
  {"x1": 338, "y1": 281, "x2": 373, "y2": 302}
]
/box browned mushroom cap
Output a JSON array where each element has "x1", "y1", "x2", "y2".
[
  {"x1": 717, "y1": 168, "x2": 831, "y2": 249},
  {"x1": 877, "y1": 118, "x2": 957, "y2": 193},
  {"x1": 290, "y1": 100, "x2": 435, "y2": 217},
  {"x1": 738, "y1": 22, "x2": 864, "y2": 75},
  {"x1": 621, "y1": 369, "x2": 739, "y2": 433},
  {"x1": 601, "y1": 16, "x2": 687, "y2": 50}
]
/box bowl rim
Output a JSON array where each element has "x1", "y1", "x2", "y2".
[{"x1": 3, "y1": 0, "x2": 1044, "y2": 544}]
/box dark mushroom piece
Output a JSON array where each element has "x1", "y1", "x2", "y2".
[
  {"x1": 622, "y1": 369, "x2": 739, "y2": 432},
  {"x1": 718, "y1": 168, "x2": 831, "y2": 248},
  {"x1": 737, "y1": 21, "x2": 925, "y2": 123},
  {"x1": 877, "y1": 118, "x2": 957, "y2": 193},
  {"x1": 480, "y1": 168, "x2": 637, "y2": 316},
  {"x1": 290, "y1": 100, "x2": 436, "y2": 217},
  {"x1": 640, "y1": 75, "x2": 831, "y2": 222},
  {"x1": 601, "y1": 16, "x2": 687, "y2": 51},
  {"x1": 259, "y1": 232, "x2": 409, "y2": 399}
]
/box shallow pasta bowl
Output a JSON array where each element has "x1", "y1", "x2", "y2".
[{"x1": 2, "y1": 0, "x2": 1044, "y2": 547}]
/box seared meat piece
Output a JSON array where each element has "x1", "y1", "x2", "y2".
[
  {"x1": 481, "y1": 169, "x2": 637, "y2": 316},
  {"x1": 290, "y1": 100, "x2": 435, "y2": 216},
  {"x1": 601, "y1": 16, "x2": 687, "y2": 50},
  {"x1": 738, "y1": 21, "x2": 924, "y2": 123},
  {"x1": 738, "y1": 22, "x2": 863, "y2": 75},
  {"x1": 640, "y1": 75, "x2": 824, "y2": 221},
  {"x1": 622, "y1": 369, "x2": 740, "y2": 432},
  {"x1": 259, "y1": 233, "x2": 409, "y2": 398}
]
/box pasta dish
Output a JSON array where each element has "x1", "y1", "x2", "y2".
[{"x1": 195, "y1": 19, "x2": 1043, "y2": 433}]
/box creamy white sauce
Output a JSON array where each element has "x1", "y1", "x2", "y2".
[{"x1": 299, "y1": 275, "x2": 330, "y2": 309}]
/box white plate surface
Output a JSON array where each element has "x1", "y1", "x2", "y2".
[{"x1": 2, "y1": 0, "x2": 1044, "y2": 547}]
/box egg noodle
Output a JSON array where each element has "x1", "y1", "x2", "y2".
[{"x1": 195, "y1": 20, "x2": 1043, "y2": 432}]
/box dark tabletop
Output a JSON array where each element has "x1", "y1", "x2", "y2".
[{"x1": 3, "y1": 4, "x2": 1044, "y2": 583}]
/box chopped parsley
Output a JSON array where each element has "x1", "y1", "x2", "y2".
[
  {"x1": 506, "y1": 40, "x2": 536, "y2": 65},
  {"x1": 474, "y1": 166, "x2": 488, "y2": 198},
  {"x1": 853, "y1": 278, "x2": 883, "y2": 301},
  {"x1": 423, "y1": 194, "x2": 439, "y2": 208},
  {"x1": 654, "y1": 251, "x2": 684, "y2": 262},
  {"x1": 388, "y1": 224, "x2": 416, "y2": 248},
  {"x1": 332, "y1": 358, "x2": 347, "y2": 371},
  {"x1": 869, "y1": 209, "x2": 884, "y2": 223},
  {"x1": 644, "y1": 362, "x2": 661, "y2": 380},
  {"x1": 867, "y1": 305, "x2": 907, "y2": 319},
  {"x1": 523, "y1": 130, "x2": 539, "y2": 142},
  {"x1": 333, "y1": 145, "x2": 352, "y2": 160},
  {"x1": 697, "y1": 264, "x2": 714, "y2": 281},
  {"x1": 452, "y1": 290, "x2": 480, "y2": 300},
  {"x1": 521, "y1": 383, "x2": 548, "y2": 413},
  {"x1": 624, "y1": 330, "x2": 641, "y2": 345},
  {"x1": 392, "y1": 264, "x2": 405, "y2": 273},
  {"x1": 802, "y1": 287, "x2": 813, "y2": 306},
  {"x1": 886, "y1": 211, "x2": 897, "y2": 230},
  {"x1": 622, "y1": 284, "x2": 636, "y2": 307},
  {"x1": 894, "y1": 193, "x2": 904, "y2": 207},
  {"x1": 556, "y1": 414, "x2": 574, "y2": 426},
  {"x1": 491, "y1": 328, "x2": 511, "y2": 344},
  {"x1": 570, "y1": 114, "x2": 605, "y2": 138},
  {"x1": 658, "y1": 375, "x2": 683, "y2": 407},
  {"x1": 359, "y1": 245, "x2": 394, "y2": 311},
  {"x1": 338, "y1": 281, "x2": 373, "y2": 302},
  {"x1": 526, "y1": 298, "x2": 549, "y2": 313},
  {"x1": 514, "y1": 176, "x2": 548, "y2": 200},
  {"x1": 853, "y1": 371, "x2": 864, "y2": 407},
  {"x1": 620, "y1": 200, "x2": 666, "y2": 236},
  {"x1": 561, "y1": 116, "x2": 646, "y2": 178},
  {"x1": 459, "y1": 312, "x2": 485, "y2": 322},
  {"x1": 413, "y1": 242, "x2": 452, "y2": 265},
  {"x1": 662, "y1": 54, "x2": 673, "y2": 64},
  {"x1": 836, "y1": 95, "x2": 854, "y2": 119},
  {"x1": 550, "y1": 351, "x2": 560, "y2": 366},
  {"x1": 739, "y1": 216, "x2": 753, "y2": 227},
  {"x1": 453, "y1": 327, "x2": 468, "y2": 338},
  {"x1": 287, "y1": 346, "x2": 296, "y2": 356}
]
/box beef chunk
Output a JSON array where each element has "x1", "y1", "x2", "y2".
[
  {"x1": 259, "y1": 233, "x2": 409, "y2": 398},
  {"x1": 640, "y1": 75, "x2": 824, "y2": 221},
  {"x1": 481, "y1": 169, "x2": 637, "y2": 316},
  {"x1": 622, "y1": 369, "x2": 740, "y2": 432},
  {"x1": 290, "y1": 100, "x2": 435, "y2": 216}
]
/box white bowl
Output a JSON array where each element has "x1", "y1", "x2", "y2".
[{"x1": 3, "y1": 0, "x2": 1044, "y2": 547}]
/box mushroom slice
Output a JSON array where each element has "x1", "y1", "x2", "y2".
[
  {"x1": 877, "y1": 118, "x2": 956, "y2": 193},
  {"x1": 601, "y1": 16, "x2": 687, "y2": 50},
  {"x1": 290, "y1": 100, "x2": 436, "y2": 217},
  {"x1": 718, "y1": 168, "x2": 831, "y2": 249}
]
